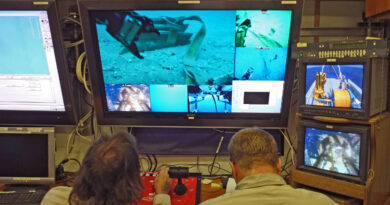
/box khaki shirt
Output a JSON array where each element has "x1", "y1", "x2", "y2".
[{"x1": 201, "y1": 173, "x2": 337, "y2": 205}]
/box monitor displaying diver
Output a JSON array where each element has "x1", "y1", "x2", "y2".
[
  {"x1": 304, "y1": 127, "x2": 361, "y2": 176},
  {"x1": 305, "y1": 64, "x2": 363, "y2": 109},
  {"x1": 105, "y1": 84, "x2": 151, "y2": 111},
  {"x1": 188, "y1": 85, "x2": 232, "y2": 113},
  {"x1": 234, "y1": 47, "x2": 288, "y2": 81}
]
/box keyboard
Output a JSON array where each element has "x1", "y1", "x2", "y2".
[{"x1": 0, "y1": 190, "x2": 46, "y2": 205}]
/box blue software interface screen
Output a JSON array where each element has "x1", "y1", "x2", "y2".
[
  {"x1": 305, "y1": 64, "x2": 364, "y2": 109},
  {"x1": 304, "y1": 127, "x2": 361, "y2": 176},
  {"x1": 0, "y1": 11, "x2": 65, "y2": 111},
  {"x1": 94, "y1": 10, "x2": 292, "y2": 113}
]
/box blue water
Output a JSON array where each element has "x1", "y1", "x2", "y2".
[
  {"x1": 150, "y1": 85, "x2": 188, "y2": 112},
  {"x1": 0, "y1": 15, "x2": 49, "y2": 74},
  {"x1": 97, "y1": 10, "x2": 292, "y2": 85},
  {"x1": 97, "y1": 10, "x2": 236, "y2": 85},
  {"x1": 235, "y1": 47, "x2": 287, "y2": 81}
]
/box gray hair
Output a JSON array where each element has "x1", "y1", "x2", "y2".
[{"x1": 228, "y1": 127, "x2": 279, "y2": 169}]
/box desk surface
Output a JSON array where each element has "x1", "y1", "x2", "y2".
[{"x1": 200, "y1": 178, "x2": 226, "y2": 203}]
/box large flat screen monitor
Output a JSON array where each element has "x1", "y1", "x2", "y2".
[
  {"x1": 79, "y1": 0, "x2": 302, "y2": 127},
  {"x1": 0, "y1": 127, "x2": 55, "y2": 185},
  {"x1": 297, "y1": 119, "x2": 370, "y2": 184},
  {"x1": 0, "y1": 0, "x2": 77, "y2": 125}
]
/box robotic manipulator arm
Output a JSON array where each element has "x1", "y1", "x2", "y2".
[{"x1": 96, "y1": 11, "x2": 160, "y2": 59}]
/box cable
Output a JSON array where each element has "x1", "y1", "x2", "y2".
[
  {"x1": 209, "y1": 134, "x2": 225, "y2": 175},
  {"x1": 82, "y1": 58, "x2": 92, "y2": 94},
  {"x1": 152, "y1": 154, "x2": 158, "y2": 172},
  {"x1": 279, "y1": 129, "x2": 295, "y2": 166},
  {"x1": 139, "y1": 157, "x2": 151, "y2": 172},
  {"x1": 76, "y1": 52, "x2": 86, "y2": 83},
  {"x1": 70, "y1": 39, "x2": 84, "y2": 47},
  {"x1": 146, "y1": 154, "x2": 153, "y2": 172},
  {"x1": 62, "y1": 17, "x2": 81, "y2": 26}
]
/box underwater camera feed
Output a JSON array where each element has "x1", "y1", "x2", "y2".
[
  {"x1": 95, "y1": 10, "x2": 236, "y2": 85},
  {"x1": 105, "y1": 84, "x2": 151, "y2": 111},
  {"x1": 305, "y1": 64, "x2": 364, "y2": 109},
  {"x1": 304, "y1": 127, "x2": 361, "y2": 176},
  {"x1": 150, "y1": 85, "x2": 188, "y2": 112},
  {"x1": 188, "y1": 85, "x2": 232, "y2": 113},
  {"x1": 95, "y1": 9, "x2": 293, "y2": 113},
  {"x1": 235, "y1": 10, "x2": 292, "y2": 48},
  {"x1": 234, "y1": 47, "x2": 288, "y2": 81}
]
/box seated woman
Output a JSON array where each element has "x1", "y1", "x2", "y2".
[{"x1": 41, "y1": 132, "x2": 171, "y2": 205}]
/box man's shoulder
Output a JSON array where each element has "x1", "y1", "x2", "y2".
[
  {"x1": 200, "y1": 185, "x2": 337, "y2": 205},
  {"x1": 293, "y1": 187, "x2": 338, "y2": 204}
]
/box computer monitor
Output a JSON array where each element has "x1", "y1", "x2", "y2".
[
  {"x1": 0, "y1": 0, "x2": 77, "y2": 125},
  {"x1": 298, "y1": 57, "x2": 388, "y2": 119},
  {"x1": 297, "y1": 119, "x2": 370, "y2": 184},
  {"x1": 0, "y1": 127, "x2": 55, "y2": 185},
  {"x1": 78, "y1": 0, "x2": 303, "y2": 127}
]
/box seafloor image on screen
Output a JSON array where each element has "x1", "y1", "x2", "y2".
[
  {"x1": 95, "y1": 10, "x2": 236, "y2": 85},
  {"x1": 0, "y1": 14, "x2": 49, "y2": 75},
  {"x1": 150, "y1": 85, "x2": 188, "y2": 112},
  {"x1": 304, "y1": 127, "x2": 361, "y2": 176},
  {"x1": 305, "y1": 64, "x2": 363, "y2": 109},
  {"x1": 188, "y1": 85, "x2": 232, "y2": 113},
  {"x1": 235, "y1": 10, "x2": 292, "y2": 48},
  {"x1": 235, "y1": 47, "x2": 287, "y2": 81},
  {"x1": 105, "y1": 84, "x2": 151, "y2": 111}
]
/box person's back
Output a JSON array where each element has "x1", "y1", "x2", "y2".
[
  {"x1": 201, "y1": 173, "x2": 335, "y2": 205},
  {"x1": 201, "y1": 127, "x2": 337, "y2": 205}
]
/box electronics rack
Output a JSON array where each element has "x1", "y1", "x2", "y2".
[{"x1": 292, "y1": 39, "x2": 389, "y2": 59}]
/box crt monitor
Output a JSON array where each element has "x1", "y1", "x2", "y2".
[
  {"x1": 298, "y1": 57, "x2": 388, "y2": 120},
  {"x1": 0, "y1": 127, "x2": 55, "y2": 185},
  {"x1": 0, "y1": 0, "x2": 76, "y2": 125},
  {"x1": 297, "y1": 119, "x2": 370, "y2": 184},
  {"x1": 78, "y1": 0, "x2": 302, "y2": 127}
]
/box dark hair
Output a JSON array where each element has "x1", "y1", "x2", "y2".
[
  {"x1": 228, "y1": 127, "x2": 279, "y2": 169},
  {"x1": 69, "y1": 132, "x2": 143, "y2": 205}
]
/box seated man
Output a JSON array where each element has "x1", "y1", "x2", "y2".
[
  {"x1": 201, "y1": 127, "x2": 337, "y2": 205},
  {"x1": 41, "y1": 132, "x2": 171, "y2": 205}
]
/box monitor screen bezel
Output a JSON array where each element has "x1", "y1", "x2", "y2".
[
  {"x1": 0, "y1": 0, "x2": 77, "y2": 125},
  {"x1": 297, "y1": 119, "x2": 370, "y2": 184},
  {"x1": 0, "y1": 127, "x2": 55, "y2": 185},
  {"x1": 78, "y1": 0, "x2": 302, "y2": 127},
  {"x1": 298, "y1": 58, "x2": 371, "y2": 120}
]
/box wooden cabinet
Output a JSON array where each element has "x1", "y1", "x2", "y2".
[
  {"x1": 291, "y1": 113, "x2": 390, "y2": 205},
  {"x1": 366, "y1": 0, "x2": 390, "y2": 19}
]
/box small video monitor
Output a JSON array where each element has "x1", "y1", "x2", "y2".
[
  {"x1": 304, "y1": 127, "x2": 361, "y2": 176},
  {"x1": 305, "y1": 64, "x2": 364, "y2": 109}
]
